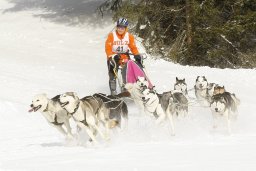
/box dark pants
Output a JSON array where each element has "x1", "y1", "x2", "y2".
[{"x1": 107, "y1": 60, "x2": 119, "y2": 93}]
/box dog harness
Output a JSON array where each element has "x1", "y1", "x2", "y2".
[
  {"x1": 41, "y1": 102, "x2": 64, "y2": 126},
  {"x1": 70, "y1": 101, "x2": 80, "y2": 115},
  {"x1": 69, "y1": 101, "x2": 89, "y2": 126},
  {"x1": 80, "y1": 111, "x2": 88, "y2": 126},
  {"x1": 51, "y1": 114, "x2": 64, "y2": 126},
  {"x1": 144, "y1": 97, "x2": 159, "y2": 117}
]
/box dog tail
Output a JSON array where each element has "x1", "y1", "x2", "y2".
[
  {"x1": 117, "y1": 91, "x2": 131, "y2": 98},
  {"x1": 121, "y1": 102, "x2": 128, "y2": 120},
  {"x1": 231, "y1": 93, "x2": 240, "y2": 106}
]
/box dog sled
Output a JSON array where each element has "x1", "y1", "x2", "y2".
[{"x1": 111, "y1": 53, "x2": 153, "y2": 93}]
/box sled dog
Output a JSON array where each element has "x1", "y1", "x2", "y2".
[
  {"x1": 125, "y1": 76, "x2": 149, "y2": 110},
  {"x1": 92, "y1": 92, "x2": 128, "y2": 130},
  {"x1": 29, "y1": 94, "x2": 73, "y2": 139},
  {"x1": 194, "y1": 76, "x2": 210, "y2": 106},
  {"x1": 213, "y1": 85, "x2": 226, "y2": 95},
  {"x1": 141, "y1": 87, "x2": 175, "y2": 135},
  {"x1": 159, "y1": 90, "x2": 188, "y2": 117},
  {"x1": 59, "y1": 92, "x2": 107, "y2": 144},
  {"x1": 210, "y1": 92, "x2": 240, "y2": 133},
  {"x1": 174, "y1": 77, "x2": 188, "y2": 95}
]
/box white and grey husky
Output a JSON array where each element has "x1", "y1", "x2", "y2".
[
  {"x1": 159, "y1": 90, "x2": 189, "y2": 118},
  {"x1": 59, "y1": 92, "x2": 128, "y2": 144},
  {"x1": 141, "y1": 87, "x2": 176, "y2": 135},
  {"x1": 29, "y1": 94, "x2": 73, "y2": 139},
  {"x1": 210, "y1": 92, "x2": 240, "y2": 133},
  {"x1": 194, "y1": 76, "x2": 211, "y2": 106},
  {"x1": 174, "y1": 77, "x2": 188, "y2": 95},
  {"x1": 92, "y1": 92, "x2": 129, "y2": 130},
  {"x1": 125, "y1": 76, "x2": 149, "y2": 111},
  {"x1": 59, "y1": 92, "x2": 108, "y2": 144}
]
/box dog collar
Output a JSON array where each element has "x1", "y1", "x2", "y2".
[{"x1": 51, "y1": 115, "x2": 64, "y2": 126}]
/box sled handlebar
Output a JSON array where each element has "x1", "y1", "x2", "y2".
[{"x1": 117, "y1": 53, "x2": 148, "y2": 60}]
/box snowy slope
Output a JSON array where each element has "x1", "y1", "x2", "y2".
[{"x1": 0, "y1": 0, "x2": 256, "y2": 170}]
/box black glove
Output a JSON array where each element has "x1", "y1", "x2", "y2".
[
  {"x1": 134, "y1": 55, "x2": 143, "y2": 66},
  {"x1": 113, "y1": 54, "x2": 120, "y2": 63},
  {"x1": 109, "y1": 55, "x2": 120, "y2": 66}
]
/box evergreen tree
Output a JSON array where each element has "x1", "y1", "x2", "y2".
[{"x1": 100, "y1": 0, "x2": 256, "y2": 68}]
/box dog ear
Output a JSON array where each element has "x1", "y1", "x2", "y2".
[
  {"x1": 67, "y1": 92, "x2": 77, "y2": 97},
  {"x1": 137, "y1": 76, "x2": 142, "y2": 81},
  {"x1": 176, "y1": 77, "x2": 179, "y2": 81},
  {"x1": 149, "y1": 89, "x2": 155, "y2": 94},
  {"x1": 196, "y1": 76, "x2": 199, "y2": 81},
  {"x1": 183, "y1": 78, "x2": 185, "y2": 82},
  {"x1": 73, "y1": 92, "x2": 78, "y2": 97}
]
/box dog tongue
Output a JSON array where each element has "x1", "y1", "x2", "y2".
[{"x1": 28, "y1": 108, "x2": 34, "y2": 112}]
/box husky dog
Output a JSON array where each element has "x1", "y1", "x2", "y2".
[
  {"x1": 59, "y1": 92, "x2": 107, "y2": 144},
  {"x1": 194, "y1": 76, "x2": 210, "y2": 106},
  {"x1": 141, "y1": 87, "x2": 175, "y2": 135},
  {"x1": 213, "y1": 85, "x2": 226, "y2": 95},
  {"x1": 125, "y1": 76, "x2": 149, "y2": 110},
  {"x1": 207, "y1": 83, "x2": 218, "y2": 97},
  {"x1": 213, "y1": 86, "x2": 240, "y2": 105},
  {"x1": 210, "y1": 92, "x2": 240, "y2": 133},
  {"x1": 159, "y1": 90, "x2": 189, "y2": 117},
  {"x1": 174, "y1": 77, "x2": 188, "y2": 95},
  {"x1": 29, "y1": 94, "x2": 73, "y2": 139},
  {"x1": 92, "y1": 92, "x2": 128, "y2": 130}
]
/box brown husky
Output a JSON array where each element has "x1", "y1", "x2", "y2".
[{"x1": 213, "y1": 86, "x2": 226, "y2": 95}]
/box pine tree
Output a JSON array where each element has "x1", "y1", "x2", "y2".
[{"x1": 100, "y1": 0, "x2": 256, "y2": 68}]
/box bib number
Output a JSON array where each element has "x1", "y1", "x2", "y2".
[{"x1": 116, "y1": 46, "x2": 124, "y2": 53}]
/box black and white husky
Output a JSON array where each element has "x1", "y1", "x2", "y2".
[
  {"x1": 210, "y1": 92, "x2": 240, "y2": 133},
  {"x1": 29, "y1": 94, "x2": 73, "y2": 139},
  {"x1": 194, "y1": 76, "x2": 210, "y2": 106},
  {"x1": 59, "y1": 92, "x2": 107, "y2": 144},
  {"x1": 125, "y1": 76, "x2": 149, "y2": 111},
  {"x1": 92, "y1": 92, "x2": 128, "y2": 130},
  {"x1": 141, "y1": 87, "x2": 175, "y2": 135},
  {"x1": 174, "y1": 77, "x2": 188, "y2": 95},
  {"x1": 159, "y1": 90, "x2": 189, "y2": 118}
]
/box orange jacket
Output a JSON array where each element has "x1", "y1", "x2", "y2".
[{"x1": 105, "y1": 30, "x2": 139, "y2": 61}]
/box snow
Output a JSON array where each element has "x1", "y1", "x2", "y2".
[
  {"x1": 139, "y1": 25, "x2": 146, "y2": 30},
  {"x1": 0, "y1": 0, "x2": 256, "y2": 170}
]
